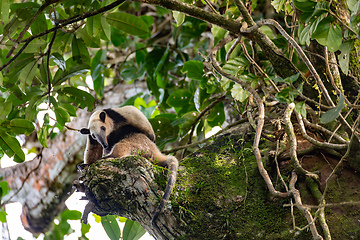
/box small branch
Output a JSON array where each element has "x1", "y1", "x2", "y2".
[
  {"x1": 239, "y1": 18, "x2": 354, "y2": 133},
  {"x1": 283, "y1": 201, "x2": 360, "y2": 209},
  {"x1": 289, "y1": 171, "x2": 323, "y2": 240},
  {"x1": 203, "y1": 0, "x2": 218, "y2": 14},
  {"x1": 210, "y1": 36, "x2": 289, "y2": 198},
  {"x1": 238, "y1": 38, "x2": 279, "y2": 93},
  {"x1": 240, "y1": 19, "x2": 334, "y2": 107},
  {"x1": 301, "y1": 117, "x2": 348, "y2": 144},
  {"x1": 233, "y1": 0, "x2": 255, "y2": 27},
  {"x1": 186, "y1": 94, "x2": 226, "y2": 145},
  {"x1": 46, "y1": 29, "x2": 58, "y2": 109},
  {"x1": 163, "y1": 119, "x2": 248, "y2": 155},
  {"x1": 5, "y1": 0, "x2": 61, "y2": 58},
  {"x1": 295, "y1": 112, "x2": 348, "y2": 150},
  {"x1": 284, "y1": 103, "x2": 319, "y2": 180},
  {"x1": 306, "y1": 177, "x2": 331, "y2": 240},
  {"x1": 329, "y1": 10, "x2": 357, "y2": 36},
  {"x1": 1, "y1": 150, "x2": 44, "y2": 206},
  {"x1": 321, "y1": 112, "x2": 360, "y2": 203},
  {"x1": 0, "y1": 0, "x2": 127, "y2": 71},
  {"x1": 225, "y1": 37, "x2": 241, "y2": 62}
]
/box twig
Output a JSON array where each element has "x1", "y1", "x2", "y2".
[
  {"x1": 203, "y1": 0, "x2": 218, "y2": 14},
  {"x1": 238, "y1": 38, "x2": 279, "y2": 93},
  {"x1": 5, "y1": 0, "x2": 61, "y2": 58},
  {"x1": 284, "y1": 103, "x2": 319, "y2": 180},
  {"x1": 295, "y1": 112, "x2": 348, "y2": 150},
  {"x1": 239, "y1": 19, "x2": 354, "y2": 132},
  {"x1": 186, "y1": 94, "x2": 226, "y2": 145},
  {"x1": 225, "y1": 37, "x2": 241, "y2": 61},
  {"x1": 46, "y1": 28, "x2": 58, "y2": 109},
  {"x1": 1, "y1": 149, "x2": 44, "y2": 206},
  {"x1": 0, "y1": 0, "x2": 127, "y2": 71},
  {"x1": 302, "y1": 117, "x2": 348, "y2": 144},
  {"x1": 321, "y1": 112, "x2": 360, "y2": 203},
  {"x1": 283, "y1": 201, "x2": 360, "y2": 209},
  {"x1": 289, "y1": 171, "x2": 323, "y2": 240},
  {"x1": 163, "y1": 119, "x2": 248, "y2": 155},
  {"x1": 210, "y1": 35, "x2": 289, "y2": 198}
]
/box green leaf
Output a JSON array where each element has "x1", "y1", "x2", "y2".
[
  {"x1": 19, "y1": 60, "x2": 38, "y2": 91},
  {"x1": 9, "y1": 118, "x2": 35, "y2": 135},
  {"x1": 180, "y1": 111, "x2": 198, "y2": 132},
  {"x1": 0, "y1": 181, "x2": 10, "y2": 198},
  {"x1": 231, "y1": 84, "x2": 249, "y2": 103},
  {"x1": 0, "y1": 99, "x2": 12, "y2": 120},
  {"x1": 61, "y1": 210, "x2": 82, "y2": 220},
  {"x1": 338, "y1": 40, "x2": 354, "y2": 75},
  {"x1": 123, "y1": 219, "x2": 146, "y2": 240},
  {"x1": 320, "y1": 94, "x2": 345, "y2": 124},
  {"x1": 271, "y1": 0, "x2": 287, "y2": 12},
  {"x1": 37, "y1": 123, "x2": 49, "y2": 148},
  {"x1": 60, "y1": 87, "x2": 95, "y2": 111},
  {"x1": 0, "y1": 208, "x2": 7, "y2": 223},
  {"x1": 172, "y1": 11, "x2": 185, "y2": 27},
  {"x1": 59, "y1": 103, "x2": 77, "y2": 117},
  {"x1": 293, "y1": 0, "x2": 316, "y2": 12},
  {"x1": 347, "y1": 0, "x2": 360, "y2": 12},
  {"x1": 295, "y1": 101, "x2": 307, "y2": 118},
  {"x1": 211, "y1": 25, "x2": 227, "y2": 46},
  {"x1": 54, "y1": 106, "x2": 70, "y2": 127},
  {"x1": 106, "y1": 12, "x2": 149, "y2": 36},
  {"x1": 149, "y1": 116, "x2": 179, "y2": 143},
  {"x1": 30, "y1": 13, "x2": 47, "y2": 37},
  {"x1": 76, "y1": 27, "x2": 100, "y2": 48},
  {"x1": 166, "y1": 89, "x2": 192, "y2": 108},
  {"x1": 101, "y1": 215, "x2": 120, "y2": 240},
  {"x1": 110, "y1": 27, "x2": 127, "y2": 47},
  {"x1": 91, "y1": 49, "x2": 107, "y2": 97},
  {"x1": 51, "y1": 53, "x2": 66, "y2": 71},
  {"x1": 312, "y1": 16, "x2": 342, "y2": 52},
  {"x1": 0, "y1": 130, "x2": 25, "y2": 162},
  {"x1": 52, "y1": 65, "x2": 89, "y2": 86},
  {"x1": 275, "y1": 87, "x2": 297, "y2": 103},
  {"x1": 1, "y1": 0, "x2": 10, "y2": 27},
  {"x1": 181, "y1": 60, "x2": 206, "y2": 81},
  {"x1": 222, "y1": 57, "x2": 249, "y2": 76},
  {"x1": 81, "y1": 222, "x2": 91, "y2": 235},
  {"x1": 71, "y1": 35, "x2": 90, "y2": 65},
  {"x1": 206, "y1": 102, "x2": 225, "y2": 128},
  {"x1": 154, "y1": 45, "x2": 170, "y2": 87}
]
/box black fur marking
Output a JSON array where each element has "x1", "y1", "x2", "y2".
[
  {"x1": 80, "y1": 128, "x2": 90, "y2": 135},
  {"x1": 106, "y1": 124, "x2": 143, "y2": 151},
  {"x1": 103, "y1": 108, "x2": 155, "y2": 143},
  {"x1": 89, "y1": 135, "x2": 99, "y2": 145},
  {"x1": 99, "y1": 111, "x2": 106, "y2": 122},
  {"x1": 103, "y1": 108, "x2": 126, "y2": 123}
]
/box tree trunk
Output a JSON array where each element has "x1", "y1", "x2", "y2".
[{"x1": 76, "y1": 123, "x2": 360, "y2": 240}]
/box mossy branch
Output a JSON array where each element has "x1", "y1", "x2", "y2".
[{"x1": 210, "y1": 35, "x2": 289, "y2": 199}]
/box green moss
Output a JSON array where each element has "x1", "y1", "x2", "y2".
[{"x1": 171, "y1": 134, "x2": 312, "y2": 239}]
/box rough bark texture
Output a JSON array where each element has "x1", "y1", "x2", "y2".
[
  {"x1": 77, "y1": 124, "x2": 360, "y2": 240},
  {"x1": 0, "y1": 110, "x2": 89, "y2": 233}
]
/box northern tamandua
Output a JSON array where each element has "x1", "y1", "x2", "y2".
[{"x1": 80, "y1": 106, "x2": 178, "y2": 225}]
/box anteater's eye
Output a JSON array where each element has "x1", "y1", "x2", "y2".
[{"x1": 101, "y1": 126, "x2": 106, "y2": 131}]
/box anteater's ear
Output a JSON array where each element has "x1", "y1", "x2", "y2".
[
  {"x1": 99, "y1": 111, "x2": 106, "y2": 122},
  {"x1": 80, "y1": 128, "x2": 90, "y2": 135}
]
